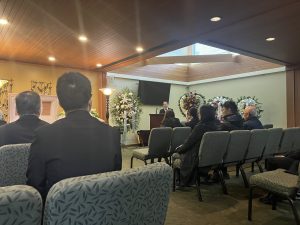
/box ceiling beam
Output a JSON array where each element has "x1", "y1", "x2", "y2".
[{"x1": 145, "y1": 54, "x2": 236, "y2": 65}]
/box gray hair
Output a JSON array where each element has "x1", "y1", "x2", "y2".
[{"x1": 249, "y1": 107, "x2": 258, "y2": 117}]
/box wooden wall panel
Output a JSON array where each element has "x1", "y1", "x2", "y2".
[{"x1": 98, "y1": 72, "x2": 107, "y2": 121}]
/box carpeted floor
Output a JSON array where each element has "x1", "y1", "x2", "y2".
[{"x1": 122, "y1": 147, "x2": 299, "y2": 225}]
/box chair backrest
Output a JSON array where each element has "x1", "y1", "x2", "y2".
[
  {"x1": 262, "y1": 128, "x2": 283, "y2": 158},
  {"x1": 198, "y1": 131, "x2": 230, "y2": 167},
  {"x1": 292, "y1": 127, "x2": 300, "y2": 152},
  {"x1": 0, "y1": 185, "x2": 42, "y2": 225},
  {"x1": 0, "y1": 143, "x2": 31, "y2": 187},
  {"x1": 170, "y1": 127, "x2": 191, "y2": 153},
  {"x1": 43, "y1": 163, "x2": 172, "y2": 225},
  {"x1": 244, "y1": 129, "x2": 269, "y2": 161},
  {"x1": 148, "y1": 127, "x2": 173, "y2": 156},
  {"x1": 223, "y1": 130, "x2": 251, "y2": 164},
  {"x1": 278, "y1": 128, "x2": 298, "y2": 154},
  {"x1": 263, "y1": 124, "x2": 273, "y2": 129}
]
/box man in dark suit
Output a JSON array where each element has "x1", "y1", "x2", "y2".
[
  {"x1": 0, "y1": 91, "x2": 48, "y2": 147},
  {"x1": 27, "y1": 72, "x2": 122, "y2": 199},
  {"x1": 159, "y1": 101, "x2": 172, "y2": 114}
]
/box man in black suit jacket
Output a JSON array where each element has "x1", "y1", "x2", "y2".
[
  {"x1": 27, "y1": 72, "x2": 122, "y2": 199},
  {"x1": 159, "y1": 101, "x2": 172, "y2": 114},
  {"x1": 0, "y1": 91, "x2": 48, "y2": 147}
]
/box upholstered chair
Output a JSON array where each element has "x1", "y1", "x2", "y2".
[
  {"x1": 44, "y1": 163, "x2": 172, "y2": 225},
  {"x1": 0, "y1": 185, "x2": 43, "y2": 225}
]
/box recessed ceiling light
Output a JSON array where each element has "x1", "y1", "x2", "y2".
[
  {"x1": 96, "y1": 63, "x2": 102, "y2": 68},
  {"x1": 78, "y1": 35, "x2": 88, "y2": 42},
  {"x1": 0, "y1": 18, "x2": 8, "y2": 25},
  {"x1": 266, "y1": 37, "x2": 275, "y2": 42},
  {"x1": 48, "y1": 56, "x2": 56, "y2": 62},
  {"x1": 136, "y1": 46, "x2": 144, "y2": 53},
  {"x1": 210, "y1": 17, "x2": 221, "y2": 22}
]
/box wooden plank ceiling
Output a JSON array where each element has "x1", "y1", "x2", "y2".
[{"x1": 0, "y1": 0, "x2": 298, "y2": 73}]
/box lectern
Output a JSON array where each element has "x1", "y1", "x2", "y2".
[{"x1": 149, "y1": 114, "x2": 164, "y2": 129}]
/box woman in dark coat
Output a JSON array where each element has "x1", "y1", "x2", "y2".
[
  {"x1": 173, "y1": 105, "x2": 220, "y2": 186},
  {"x1": 161, "y1": 110, "x2": 182, "y2": 128},
  {"x1": 185, "y1": 107, "x2": 199, "y2": 130}
]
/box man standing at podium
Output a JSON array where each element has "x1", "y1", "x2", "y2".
[{"x1": 159, "y1": 101, "x2": 173, "y2": 114}]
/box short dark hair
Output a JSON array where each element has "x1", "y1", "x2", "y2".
[
  {"x1": 188, "y1": 107, "x2": 198, "y2": 119},
  {"x1": 16, "y1": 91, "x2": 41, "y2": 116},
  {"x1": 223, "y1": 100, "x2": 238, "y2": 114},
  {"x1": 56, "y1": 72, "x2": 92, "y2": 111},
  {"x1": 199, "y1": 105, "x2": 216, "y2": 122}
]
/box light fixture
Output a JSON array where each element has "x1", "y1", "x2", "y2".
[
  {"x1": 78, "y1": 35, "x2": 88, "y2": 42},
  {"x1": 96, "y1": 63, "x2": 102, "y2": 68},
  {"x1": 265, "y1": 37, "x2": 276, "y2": 42},
  {"x1": 136, "y1": 46, "x2": 144, "y2": 53},
  {"x1": 0, "y1": 18, "x2": 8, "y2": 25},
  {"x1": 101, "y1": 88, "x2": 112, "y2": 96},
  {"x1": 210, "y1": 17, "x2": 221, "y2": 22},
  {"x1": 48, "y1": 56, "x2": 56, "y2": 62}
]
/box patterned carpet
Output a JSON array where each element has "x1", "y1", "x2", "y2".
[{"x1": 122, "y1": 147, "x2": 299, "y2": 225}]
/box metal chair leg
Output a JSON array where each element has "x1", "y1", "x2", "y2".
[
  {"x1": 236, "y1": 165, "x2": 240, "y2": 177},
  {"x1": 287, "y1": 197, "x2": 300, "y2": 225},
  {"x1": 172, "y1": 168, "x2": 176, "y2": 192},
  {"x1": 196, "y1": 169, "x2": 203, "y2": 201},
  {"x1": 248, "y1": 186, "x2": 254, "y2": 221},
  {"x1": 256, "y1": 160, "x2": 264, "y2": 173},
  {"x1": 240, "y1": 165, "x2": 249, "y2": 188},
  {"x1": 130, "y1": 156, "x2": 134, "y2": 168},
  {"x1": 218, "y1": 169, "x2": 228, "y2": 195},
  {"x1": 272, "y1": 195, "x2": 277, "y2": 210}
]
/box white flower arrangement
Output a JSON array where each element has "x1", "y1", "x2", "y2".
[
  {"x1": 110, "y1": 88, "x2": 142, "y2": 131},
  {"x1": 237, "y1": 96, "x2": 263, "y2": 118},
  {"x1": 207, "y1": 96, "x2": 232, "y2": 119}
]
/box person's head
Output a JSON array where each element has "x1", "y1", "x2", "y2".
[
  {"x1": 243, "y1": 106, "x2": 257, "y2": 120},
  {"x1": 199, "y1": 105, "x2": 216, "y2": 122},
  {"x1": 222, "y1": 100, "x2": 238, "y2": 116},
  {"x1": 56, "y1": 72, "x2": 92, "y2": 112},
  {"x1": 162, "y1": 101, "x2": 169, "y2": 110},
  {"x1": 188, "y1": 107, "x2": 198, "y2": 119},
  {"x1": 15, "y1": 91, "x2": 41, "y2": 116}
]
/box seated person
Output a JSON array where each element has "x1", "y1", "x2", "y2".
[
  {"x1": 221, "y1": 100, "x2": 243, "y2": 131},
  {"x1": 185, "y1": 107, "x2": 199, "y2": 130},
  {"x1": 161, "y1": 110, "x2": 182, "y2": 128},
  {"x1": 0, "y1": 111, "x2": 6, "y2": 126},
  {"x1": 243, "y1": 106, "x2": 263, "y2": 130},
  {"x1": 173, "y1": 105, "x2": 220, "y2": 186},
  {"x1": 27, "y1": 72, "x2": 122, "y2": 199},
  {"x1": 0, "y1": 91, "x2": 48, "y2": 147},
  {"x1": 159, "y1": 101, "x2": 172, "y2": 114}
]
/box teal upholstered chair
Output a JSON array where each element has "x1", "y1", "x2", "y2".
[
  {"x1": 0, "y1": 185, "x2": 43, "y2": 225},
  {"x1": 248, "y1": 167, "x2": 300, "y2": 225},
  {"x1": 44, "y1": 163, "x2": 172, "y2": 225},
  {"x1": 0, "y1": 143, "x2": 31, "y2": 187}
]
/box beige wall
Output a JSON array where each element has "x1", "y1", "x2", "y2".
[
  {"x1": 0, "y1": 60, "x2": 99, "y2": 115},
  {"x1": 107, "y1": 77, "x2": 187, "y2": 130},
  {"x1": 190, "y1": 71, "x2": 287, "y2": 128}
]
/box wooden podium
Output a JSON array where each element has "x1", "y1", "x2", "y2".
[{"x1": 149, "y1": 114, "x2": 164, "y2": 129}]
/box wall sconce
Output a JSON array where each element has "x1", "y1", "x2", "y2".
[{"x1": 100, "y1": 88, "x2": 113, "y2": 123}]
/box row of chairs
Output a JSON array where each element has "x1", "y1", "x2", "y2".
[
  {"x1": 172, "y1": 127, "x2": 300, "y2": 201},
  {"x1": 0, "y1": 162, "x2": 172, "y2": 225},
  {"x1": 130, "y1": 127, "x2": 191, "y2": 168}
]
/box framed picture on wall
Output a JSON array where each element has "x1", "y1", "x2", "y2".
[{"x1": 8, "y1": 93, "x2": 59, "y2": 123}]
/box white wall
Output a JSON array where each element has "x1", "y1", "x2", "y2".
[
  {"x1": 107, "y1": 77, "x2": 187, "y2": 130},
  {"x1": 189, "y1": 71, "x2": 287, "y2": 128}
]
